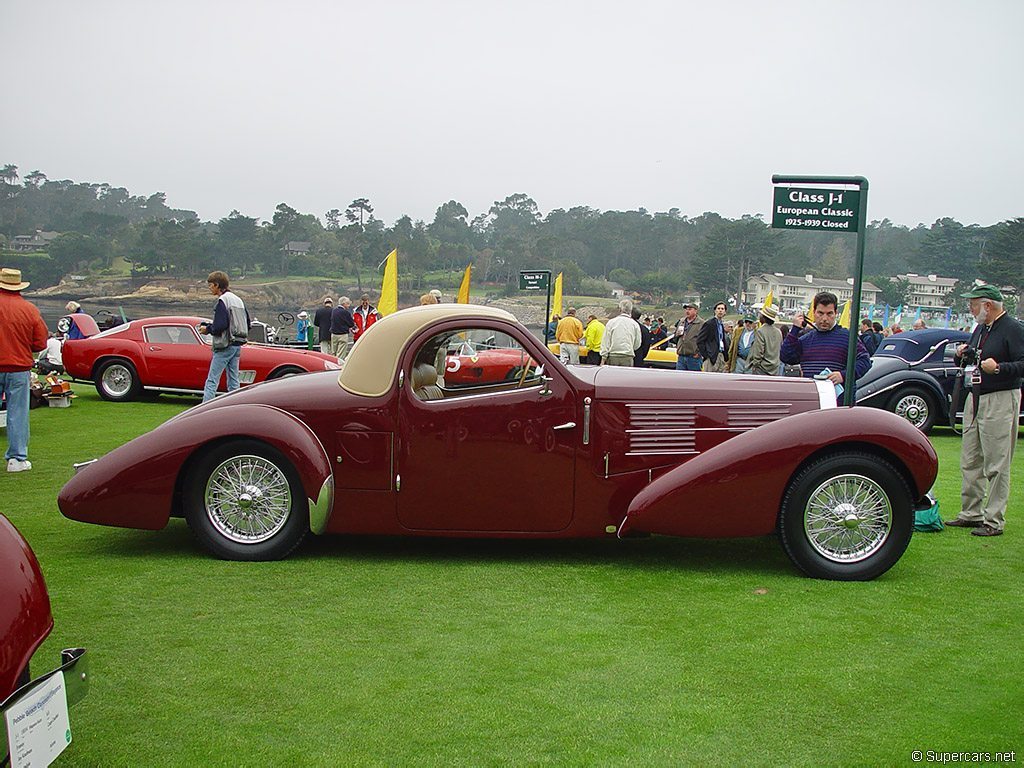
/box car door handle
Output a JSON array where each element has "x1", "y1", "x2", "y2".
[
  {"x1": 553, "y1": 421, "x2": 576, "y2": 431},
  {"x1": 149, "y1": 346, "x2": 163, "y2": 351}
]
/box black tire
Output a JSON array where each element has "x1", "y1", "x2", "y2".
[
  {"x1": 94, "y1": 359, "x2": 142, "y2": 402},
  {"x1": 184, "y1": 440, "x2": 308, "y2": 561},
  {"x1": 887, "y1": 386, "x2": 938, "y2": 434},
  {"x1": 778, "y1": 452, "x2": 914, "y2": 581},
  {"x1": 269, "y1": 366, "x2": 304, "y2": 380}
]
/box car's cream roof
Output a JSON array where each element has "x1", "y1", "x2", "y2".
[{"x1": 338, "y1": 303, "x2": 519, "y2": 397}]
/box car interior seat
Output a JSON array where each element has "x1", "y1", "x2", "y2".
[{"x1": 412, "y1": 363, "x2": 444, "y2": 401}]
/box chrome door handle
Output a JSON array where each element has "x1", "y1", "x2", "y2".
[{"x1": 553, "y1": 421, "x2": 576, "y2": 431}]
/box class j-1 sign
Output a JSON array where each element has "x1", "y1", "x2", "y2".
[{"x1": 771, "y1": 187, "x2": 861, "y2": 232}]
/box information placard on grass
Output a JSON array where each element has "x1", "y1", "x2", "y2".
[{"x1": 771, "y1": 186, "x2": 861, "y2": 232}]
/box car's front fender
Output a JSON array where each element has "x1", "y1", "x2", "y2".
[
  {"x1": 58, "y1": 404, "x2": 333, "y2": 533},
  {"x1": 619, "y1": 407, "x2": 938, "y2": 539}
]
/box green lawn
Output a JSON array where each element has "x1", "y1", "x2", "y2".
[{"x1": 5, "y1": 390, "x2": 1022, "y2": 766}]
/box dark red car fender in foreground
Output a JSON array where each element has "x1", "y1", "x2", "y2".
[
  {"x1": 621, "y1": 407, "x2": 938, "y2": 539},
  {"x1": 0, "y1": 515, "x2": 53, "y2": 700},
  {"x1": 58, "y1": 403, "x2": 333, "y2": 531}
]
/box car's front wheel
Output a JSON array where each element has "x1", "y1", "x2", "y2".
[
  {"x1": 184, "y1": 440, "x2": 308, "y2": 561},
  {"x1": 778, "y1": 452, "x2": 914, "y2": 580},
  {"x1": 95, "y1": 359, "x2": 142, "y2": 402},
  {"x1": 888, "y1": 386, "x2": 938, "y2": 434}
]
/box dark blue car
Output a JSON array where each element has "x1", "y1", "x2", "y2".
[{"x1": 855, "y1": 328, "x2": 969, "y2": 433}]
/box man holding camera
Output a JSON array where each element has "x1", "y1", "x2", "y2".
[
  {"x1": 780, "y1": 291, "x2": 870, "y2": 401},
  {"x1": 946, "y1": 284, "x2": 1024, "y2": 537}
]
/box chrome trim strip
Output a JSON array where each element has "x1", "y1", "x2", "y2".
[
  {"x1": 308, "y1": 475, "x2": 334, "y2": 535},
  {"x1": 604, "y1": 452, "x2": 610, "y2": 479},
  {"x1": 583, "y1": 397, "x2": 592, "y2": 445},
  {"x1": 73, "y1": 459, "x2": 98, "y2": 474}
]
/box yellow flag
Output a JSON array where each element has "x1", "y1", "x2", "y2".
[
  {"x1": 763, "y1": 289, "x2": 774, "y2": 311},
  {"x1": 838, "y1": 300, "x2": 851, "y2": 329},
  {"x1": 551, "y1": 272, "x2": 563, "y2": 320},
  {"x1": 378, "y1": 249, "x2": 398, "y2": 316},
  {"x1": 456, "y1": 264, "x2": 472, "y2": 304}
]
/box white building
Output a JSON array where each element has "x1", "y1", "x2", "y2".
[{"x1": 896, "y1": 273, "x2": 958, "y2": 310}]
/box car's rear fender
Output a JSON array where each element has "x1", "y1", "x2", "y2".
[
  {"x1": 856, "y1": 369, "x2": 946, "y2": 407},
  {"x1": 619, "y1": 407, "x2": 938, "y2": 539},
  {"x1": 59, "y1": 404, "x2": 334, "y2": 534}
]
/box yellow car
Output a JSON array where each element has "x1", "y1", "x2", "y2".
[{"x1": 547, "y1": 337, "x2": 677, "y2": 369}]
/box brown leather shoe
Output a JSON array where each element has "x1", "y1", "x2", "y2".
[
  {"x1": 946, "y1": 518, "x2": 983, "y2": 528},
  {"x1": 971, "y1": 525, "x2": 1003, "y2": 537}
]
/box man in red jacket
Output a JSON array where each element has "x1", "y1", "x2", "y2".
[
  {"x1": 0, "y1": 268, "x2": 49, "y2": 472},
  {"x1": 352, "y1": 293, "x2": 380, "y2": 342}
]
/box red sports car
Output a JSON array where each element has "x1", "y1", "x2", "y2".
[
  {"x1": 1, "y1": 514, "x2": 88, "y2": 763},
  {"x1": 59, "y1": 304, "x2": 938, "y2": 580},
  {"x1": 61, "y1": 316, "x2": 340, "y2": 401}
]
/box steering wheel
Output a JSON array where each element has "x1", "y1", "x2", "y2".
[{"x1": 277, "y1": 312, "x2": 295, "y2": 326}]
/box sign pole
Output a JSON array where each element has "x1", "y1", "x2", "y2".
[{"x1": 770, "y1": 175, "x2": 869, "y2": 406}]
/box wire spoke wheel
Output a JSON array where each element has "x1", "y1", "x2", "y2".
[
  {"x1": 204, "y1": 454, "x2": 292, "y2": 544},
  {"x1": 893, "y1": 394, "x2": 929, "y2": 429},
  {"x1": 803, "y1": 473, "x2": 892, "y2": 563}
]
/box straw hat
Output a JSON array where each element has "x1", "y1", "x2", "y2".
[
  {"x1": 0, "y1": 268, "x2": 31, "y2": 291},
  {"x1": 759, "y1": 303, "x2": 779, "y2": 321}
]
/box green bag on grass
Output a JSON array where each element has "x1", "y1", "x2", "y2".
[{"x1": 914, "y1": 493, "x2": 943, "y2": 532}]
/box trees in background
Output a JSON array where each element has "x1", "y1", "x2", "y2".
[{"x1": 0, "y1": 163, "x2": 1017, "y2": 314}]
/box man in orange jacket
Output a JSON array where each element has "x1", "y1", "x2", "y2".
[{"x1": 0, "y1": 268, "x2": 49, "y2": 472}]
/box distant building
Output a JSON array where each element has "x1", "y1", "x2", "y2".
[
  {"x1": 10, "y1": 230, "x2": 60, "y2": 252},
  {"x1": 744, "y1": 273, "x2": 881, "y2": 314},
  {"x1": 897, "y1": 273, "x2": 958, "y2": 311},
  {"x1": 283, "y1": 241, "x2": 311, "y2": 255}
]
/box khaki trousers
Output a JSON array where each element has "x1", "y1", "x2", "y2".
[
  {"x1": 604, "y1": 353, "x2": 634, "y2": 367},
  {"x1": 702, "y1": 356, "x2": 726, "y2": 373},
  {"x1": 331, "y1": 334, "x2": 351, "y2": 361},
  {"x1": 959, "y1": 388, "x2": 1021, "y2": 530}
]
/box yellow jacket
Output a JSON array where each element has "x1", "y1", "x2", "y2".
[
  {"x1": 584, "y1": 319, "x2": 605, "y2": 352},
  {"x1": 555, "y1": 315, "x2": 584, "y2": 344}
]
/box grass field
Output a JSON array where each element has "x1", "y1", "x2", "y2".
[{"x1": 4, "y1": 389, "x2": 1022, "y2": 766}]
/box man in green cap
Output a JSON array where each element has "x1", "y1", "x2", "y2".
[{"x1": 946, "y1": 283, "x2": 1024, "y2": 537}]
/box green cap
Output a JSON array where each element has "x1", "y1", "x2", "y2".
[
  {"x1": 960, "y1": 284, "x2": 1003, "y2": 301},
  {"x1": 743, "y1": 314, "x2": 757, "y2": 323}
]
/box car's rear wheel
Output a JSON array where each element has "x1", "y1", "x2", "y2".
[
  {"x1": 888, "y1": 386, "x2": 938, "y2": 434},
  {"x1": 95, "y1": 359, "x2": 142, "y2": 402},
  {"x1": 778, "y1": 452, "x2": 914, "y2": 580},
  {"x1": 184, "y1": 440, "x2": 308, "y2": 561}
]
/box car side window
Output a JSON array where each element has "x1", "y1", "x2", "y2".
[
  {"x1": 145, "y1": 325, "x2": 201, "y2": 345},
  {"x1": 943, "y1": 342, "x2": 959, "y2": 363},
  {"x1": 411, "y1": 328, "x2": 544, "y2": 401}
]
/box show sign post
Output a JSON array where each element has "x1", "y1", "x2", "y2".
[
  {"x1": 519, "y1": 269, "x2": 553, "y2": 343},
  {"x1": 771, "y1": 175, "x2": 869, "y2": 406}
]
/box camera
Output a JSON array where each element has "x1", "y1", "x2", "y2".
[{"x1": 960, "y1": 346, "x2": 979, "y2": 367}]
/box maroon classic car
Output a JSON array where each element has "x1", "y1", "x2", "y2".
[
  {"x1": 59, "y1": 304, "x2": 938, "y2": 580},
  {"x1": 1, "y1": 515, "x2": 88, "y2": 761},
  {"x1": 61, "y1": 315, "x2": 340, "y2": 401}
]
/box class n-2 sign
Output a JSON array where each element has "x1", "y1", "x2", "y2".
[{"x1": 771, "y1": 186, "x2": 861, "y2": 232}]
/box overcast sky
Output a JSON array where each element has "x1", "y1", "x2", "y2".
[{"x1": 3, "y1": 0, "x2": 1021, "y2": 229}]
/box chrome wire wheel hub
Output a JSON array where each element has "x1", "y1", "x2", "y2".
[
  {"x1": 804, "y1": 473, "x2": 892, "y2": 563},
  {"x1": 103, "y1": 365, "x2": 132, "y2": 396},
  {"x1": 205, "y1": 455, "x2": 291, "y2": 543},
  {"x1": 895, "y1": 395, "x2": 928, "y2": 428}
]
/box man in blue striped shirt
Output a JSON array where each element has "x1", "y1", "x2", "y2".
[{"x1": 781, "y1": 291, "x2": 870, "y2": 399}]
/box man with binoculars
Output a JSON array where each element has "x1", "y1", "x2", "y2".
[{"x1": 946, "y1": 284, "x2": 1024, "y2": 537}]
